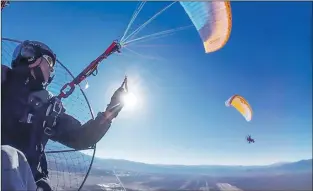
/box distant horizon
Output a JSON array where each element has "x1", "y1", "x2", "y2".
[{"x1": 92, "y1": 155, "x2": 313, "y2": 167}]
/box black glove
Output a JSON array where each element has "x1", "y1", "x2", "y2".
[{"x1": 106, "y1": 87, "x2": 127, "y2": 119}]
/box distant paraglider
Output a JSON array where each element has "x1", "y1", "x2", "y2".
[
  {"x1": 225, "y1": 94, "x2": 252, "y2": 122},
  {"x1": 225, "y1": 94, "x2": 254, "y2": 144},
  {"x1": 246, "y1": 135, "x2": 255, "y2": 144}
]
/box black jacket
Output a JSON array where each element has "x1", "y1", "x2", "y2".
[{"x1": 1, "y1": 64, "x2": 114, "y2": 180}]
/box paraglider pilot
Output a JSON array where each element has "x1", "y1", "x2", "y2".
[
  {"x1": 246, "y1": 135, "x2": 255, "y2": 144},
  {"x1": 1, "y1": 40, "x2": 127, "y2": 191}
]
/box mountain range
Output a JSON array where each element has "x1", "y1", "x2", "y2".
[
  {"x1": 46, "y1": 148, "x2": 312, "y2": 177},
  {"x1": 91, "y1": 157, "x2": 312, "y2": 177},
  {"x1": 46, "y1": 150, "x2": 312, "y2": 191}
]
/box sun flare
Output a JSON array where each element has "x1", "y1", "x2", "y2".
[{"x1": 122, "y1": 92, "x2": 138, "y2": 109}]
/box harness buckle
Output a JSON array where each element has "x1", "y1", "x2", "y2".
[
  {"x1": 52, "y1": 98, "x2": 63, "y2": 115},
  {"x1": 42, "y1": 97, "x2": 64, "y2": 137},
  {"x1": 27, "y1": 113, "x2": 33, "y2": 123},
  {"x1": 44, "y1": 127, "x2": 54, "y2": 136}
]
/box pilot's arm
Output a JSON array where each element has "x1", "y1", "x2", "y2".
[{"x1": 51, "y1": 84, "x2": 127, "y2": 150}]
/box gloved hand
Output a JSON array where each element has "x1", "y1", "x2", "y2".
[
  {"x1": 105, "y1": 87, "x2": 127, "y2": 119},
  {"x1": 105, "y1": 76, "x2": 128, "y2": 120}
]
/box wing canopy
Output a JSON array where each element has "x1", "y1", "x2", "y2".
[
  {"x1": 180, "y1": 1, "x2": 232, "y2": 53},
  {"x1": 225, "y1": 95, "x2": 252, "y2": 122}
]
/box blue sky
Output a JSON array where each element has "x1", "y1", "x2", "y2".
[{"x1": 2, "y1": 2, "x2": 312, "y2": 165}]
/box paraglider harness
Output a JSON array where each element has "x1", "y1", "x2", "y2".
[
  {"x1": 29, "y1": 40, "x2": 122, "y2": 181},
  {"x1": 6, "y1": 38, "x2": 122, "y2": 186},
  {"x1": 41, "y1": 97, "x2": 64, "y2": 136},
  {"x1": 6, "y1": 40, "x2": 59, "y2": 181},
  {"x1": 26, "y1": 94, "x2": 65, "y2": 181}
]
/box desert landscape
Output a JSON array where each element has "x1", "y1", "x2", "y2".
[{"x1": 47, "y1": 155, "x2": 312, "y2": 191}]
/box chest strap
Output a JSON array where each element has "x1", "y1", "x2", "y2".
[{"x1": 42, "y1": 97, "x2": 64, "y2": 137}]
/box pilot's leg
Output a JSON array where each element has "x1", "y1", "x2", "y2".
[{"x1": 1, "y1": 145, "x2": 37, "y2": 191}]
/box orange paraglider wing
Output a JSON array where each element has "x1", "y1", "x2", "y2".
[{"x1": 180, "y1": 1, "x2": 232, "y2": 53}]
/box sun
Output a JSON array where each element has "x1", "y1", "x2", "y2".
[{"x1": 122, "y1": 92, "x2": 138, "y2": 109}]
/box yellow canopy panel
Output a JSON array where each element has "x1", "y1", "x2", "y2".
[{"x1": 225, "y1": 95, "x2": 252, "y2": 122}]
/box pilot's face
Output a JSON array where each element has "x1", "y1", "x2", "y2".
[{"x1": 29, "y1": 56, "x2": 54, "y2": 83}]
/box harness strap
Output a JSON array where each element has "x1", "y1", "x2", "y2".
[
  {"x1": 42, "y1": 97, "x2": 64, "y2": 136},
  {"x1": 30, "y1": 97, "x2": 64, "y2": 181}
]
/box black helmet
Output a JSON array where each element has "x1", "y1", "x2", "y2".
[{"x1": 11, "y1": 40, "x2": 56, "y2": 69}]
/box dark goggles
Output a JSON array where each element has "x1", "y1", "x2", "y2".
[{"x1": 13, "y1": 40, "x2": 56, "y2": 68}]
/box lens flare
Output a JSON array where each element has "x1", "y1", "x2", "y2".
[{"x1": 122, "y1": 92, "x2": 137, "y2": 109}]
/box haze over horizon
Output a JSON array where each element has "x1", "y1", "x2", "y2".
[{"x1": 87, "y1": 152, "x2": 312, "y2": 166}]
